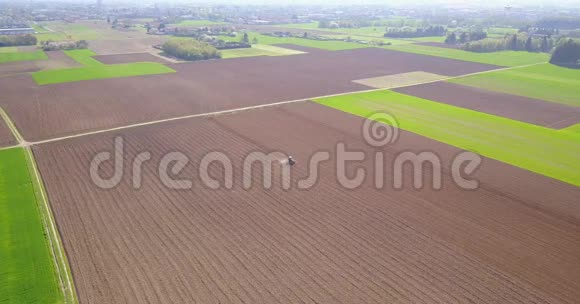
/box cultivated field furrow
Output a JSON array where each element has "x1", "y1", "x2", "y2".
[{"x1": 33, "y1": 102, "x2": 580, "y2": 304}]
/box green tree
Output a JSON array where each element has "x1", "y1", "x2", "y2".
[
  {"x1": 525, "y1": 36, "x2": 533, "y2": 52},
  {"x1": 550, "y1": 39, "x2": 580, "y2": 66},
  {"x1": 541, "y1": 36, "x2": 549, "y2": 52},
  {"x1": 459, "y1": 32, "x2": 468, "y2": 43},
  {"x1": 240, "y1": 32, "x2": 249, "y2": 44},
  {"x1": 508, "y1": 34, "x2": 518, "y2": 50},
  {"x1": 445, "y1": 32, "x2": 457, "y2": 44}
]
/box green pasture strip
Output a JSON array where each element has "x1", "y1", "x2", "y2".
[
  {"x1": 0, "y1": 47, "x2": 18, "y2": 53},
  {"x1": 274, "y1": 22, "x2": 319, "y2": 30},
  {"x1": 32, "y1": 24, "x2": 50, "y2": 33},
  {"x1": 0, "y1": 50, "x2": 47, "y2": 64},
  {"x1": 562, "y1": 124, "x2": 580, "y2": 134},
  {"x1": 450, "y1": 63, "x2": 580, "y2": 107},
  {"x1": 320, "y1": 34, "x2": 414, "y2": 45},
  {"x1": 384, "y1": 44, "x2": 549, "y2": 66},
  {"x1": 32, "y1": 62, "x2": 175, "y2": 85},
  {"x1": 40, "y1": 22, "x2": 101, "y2": 41},
  {"x1": 0, "y1": 148, "x2": 63, "y2": 304},
  {"x1": 275, "y1": 22, "x2": 390, "y2": 37},
  {"x1": 35, "y1": 32, "x2": 70, "y2": 43},
  {"x1": 406, "y1": 36, "x2": 447, "y2": 43},
  {"x1": 486, "y1": 27, "x2": 519, "y2": 35},
  {"x1": 219, "y1": 32, "x2": 371, "y2": 51},
  {"x1": 314, "y1": 90, "x2": 580, "y2": 186},
  {"x1": 64, "y1": 49, "x2": 104, "y2": 66},
  {"x1": 221, "y1": 44, "x2": 304, "y2": 59}
]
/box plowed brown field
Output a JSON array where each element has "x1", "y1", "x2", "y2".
[
  {"x1": 0, "y1": 116, "x2": 15, "y2": 147},
  {"x1": 0, "y1": 48, "x2": 498, "y2": 142},
  {"x1": 34, "y1": 102, "x2": 580, "y2": 304},
  {"x1": 395, "y1": 82, "x2": 580, "y2": 128}
]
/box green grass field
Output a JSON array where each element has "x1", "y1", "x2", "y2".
[
  {"x1": 64, "y1": 49, "x2": 104, "y2": 66},
  {"x1": 314, "y1": 90, "x2": 580, "y2": 186},
  {"x1": 33, "y1": 62, "x2": 175, "y2": 85},
  {"x1": 0, "y1": 148, "x2": 63, "y2": 304},
  {"x1": 276, "y1": 22, "x2": 387, "y2": 37},
  {"x1": 320, "y1": 34, "x2": 414, "y2": 45},
  {"x1": 450, "y1": 63, "x2": 580, "y2": 107},
  {"x1": 0, "y1": 47, "x2": 19, "y2": 53},
  {"x1": 406, "y1": 36, "x2": 447, "y2": 43},
  {"x1": 32, "y1": 24, "x2": 50, "y2": 33},
  {"x1": 0, "y1": 50, "x2": 47, "y2": 64},
  {"x1": 220, "y1": 32, "x2": 371, "y2": 50},
  {"x1": 32, "y1": 49, "x2": 175, "y2": 85},
  {"x1": 171, "y1": 20, "x2": 228, "y2": 27},
  {"x1": 221, "y1": 44, "x2": 304, "y2": 58},
  {"x1": 35, "y1": 22, "x2": 102, "y2": 41},
  {"x1": 384, "y1": 44, "x2": 550, "y2": 66}
]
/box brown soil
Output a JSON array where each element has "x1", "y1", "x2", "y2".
[
  {"x1": 395, "y1": 82, "x2": 580, "y2": 128},
  {"x1": 34, "y1": 101, "x2": 580, "y2": 304},
  {"x1": 88, "y1": 37, "x2": 170, "y2": 55},
  {"x1": 93, "y1": 53, "x2": 170, "y2": 64},
  {"x1": 0, "y1": 48, "x2": 498, "y2": 142},
  {"x1": 0, "y1": 117, "x2": 15, "y2": 147},
  {"x1": 0, "y1": 61, "x2": 38, "y2": 75}
]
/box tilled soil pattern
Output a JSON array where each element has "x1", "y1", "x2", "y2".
[{"x1": 34, "y1": 102, "x2": 580, "y2": 304}]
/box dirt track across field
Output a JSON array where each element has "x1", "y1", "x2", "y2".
[
  {"x1": 34, "y1": 102, "x2": 580, "y2": 304},
  {"x1": 395, "y1": 81, "x2": 580, "y2": 128},
  {"x1": 93, "y1": 53, "x2": 171, "y2": 64},
  {"x1": 0, "y1": 48, "x2": 499, "y2": 142}
]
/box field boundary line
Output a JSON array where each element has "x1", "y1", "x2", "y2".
[
  {"x1": 24, "y1": 147, "x2": 79, "y2": 304},
  {"x1": 29, "y1": 61, "x2": 547, "y2": 146}
]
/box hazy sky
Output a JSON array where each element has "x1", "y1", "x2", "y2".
[{"x1": 69, "y1": 0, "x2": 580, "y2": 5}]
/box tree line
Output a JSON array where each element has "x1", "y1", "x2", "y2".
[
  {"x1": 41, "y1": 40, "x2": 89, "y2": 51},
  {"x1": 162, "y1": 39, "x2": 220, "y2": 61},
  {"x1": 445, "y1": 31, "x2": 487, "y2": 44},
  {"x1": 0, "y1": 34, "x2": 37, "y2": 47},
  {"x1": 384, "y1": 26, "x2": 446, "y2": 38},
  {"x1": 459, "y1": 34, "x2": 554, "y2": 53}
]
